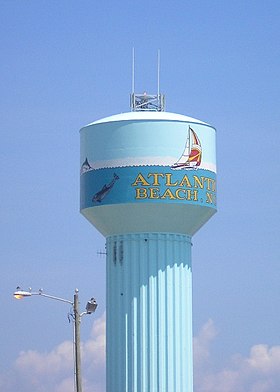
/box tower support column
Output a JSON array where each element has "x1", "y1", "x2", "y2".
[{"x1": 106, "y1": 232, "x2": 193, "y2": 392}]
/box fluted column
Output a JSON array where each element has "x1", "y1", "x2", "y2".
[{"x1": 106, "y1": 233, "x2": 193, "y2": 392}]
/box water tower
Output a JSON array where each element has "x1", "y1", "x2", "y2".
[{"x1": 80, "y1": 86, "x2": 216, "y2": 391}]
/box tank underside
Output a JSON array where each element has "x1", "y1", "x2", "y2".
[{"x1": 81, "y1": 203, "x2": 216, "y2": 237}]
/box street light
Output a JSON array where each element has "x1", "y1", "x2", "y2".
[{"x1": 13, "y1": 287, "x2": 97, "y2": 392}]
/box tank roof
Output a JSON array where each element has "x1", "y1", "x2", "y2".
[{"x1": 84, "y1": 111, "x2": 210, "y2": 127}]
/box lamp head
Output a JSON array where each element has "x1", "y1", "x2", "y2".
[
  {"x1": 86, "y1": 298, "x2": 98, "y2": 314},
  {"x1": 13, "y1": 290, "x2": 32, "y2": 300}
]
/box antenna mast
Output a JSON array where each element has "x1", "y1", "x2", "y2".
[
  {"x1": 132, "y1": 47, "x2": 135, "y2": 97},
  {"x1": 130, "y1": 49, "x2": 165, "y2": 112},
  {"x1": 157, "y1": 49, "x2": 160, "y2": 99}
]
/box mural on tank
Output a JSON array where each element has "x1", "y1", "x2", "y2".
[
  {"x1": 171, "y1": 127, "x2": 202, "y2": 170},
  {"x1": 80, "y1": 121, "x2": 216, "y2": 210},
  {"x1": 92, "y1": 173, "x2": 119, "y2": 203}
]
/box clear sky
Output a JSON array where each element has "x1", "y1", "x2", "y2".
[{"x1": 1, "y1": 1, "x2": 280, "y2": 391}]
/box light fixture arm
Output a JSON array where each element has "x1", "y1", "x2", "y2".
[
  {"x1": 13, "y1": 287, "x2": 97, "y2": 392},
  {"x1": 37, "y1": 291, "x2": 73, "y2": 305}
]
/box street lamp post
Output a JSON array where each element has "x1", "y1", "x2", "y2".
[
  {"x1": 13, "y1": 287, "x2": 97, "y2": 392},
  {"x1": 74, "y1": 289, "x2": 82, "y2": 392}
]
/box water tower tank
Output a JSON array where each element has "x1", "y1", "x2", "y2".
[{"x1": 80, "y1": 100, "x2": 216, "y2": 391}]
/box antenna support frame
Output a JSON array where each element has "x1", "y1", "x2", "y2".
[
  {"x1": 131, "y1": 49, "x2": 165, "y2": 112},
  {"x1": 130, "y1": 92, "x2": 165, "y2": 112}
]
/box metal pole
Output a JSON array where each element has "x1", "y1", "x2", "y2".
[
  {"x1": 157, "y1": 49, "x2": 160, "y2": 99},
  {"x1": 132, "y1": 47, "x2": 135, "y2": 96},
  {"x1": 74, "y1": 289, "x2": 82, "y2": 392},
  {"x1": 14, "y1": 288, "x2": 97, "y2": 392}
]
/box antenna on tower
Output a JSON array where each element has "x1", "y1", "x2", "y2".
[
  {"x1": 157, "y1": 49, "x2": 160, "y2": 99},
  {"x1": 132, "y1": 47, "x2": 135, "y2": 97},
  {"x1": 130, "y1": 49, "x2": 165, "y2": 112}
]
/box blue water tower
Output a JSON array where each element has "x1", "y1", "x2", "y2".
[{"x1": 80, "y1": 92, "x2": 216, "y2": 392}]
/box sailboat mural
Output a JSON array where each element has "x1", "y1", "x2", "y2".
[{"x1": 171, "y1": 126, "x2": 202, "y2": 170}]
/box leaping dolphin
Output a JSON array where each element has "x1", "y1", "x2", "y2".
[{"x1": 92, "y1": 173, "x2": 119, "y2": 203}]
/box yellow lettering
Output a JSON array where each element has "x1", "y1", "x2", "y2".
[
  {"x1": 175, "y1": 189, "x2": 186, "y2": 200},
  {"x1": 135, "y1": 188, "x2": 148, "y2": 199},
  {"x1": 211, "y1": 179, "x2": 216, "y2": 192},
  {"x1": 161, "y1": 188, "x2": 176, "y2": 200},
  {"x1": 204, "y1": 178, "x2": 216, "y2": 191},
  {"x1": 149, "y1": 187, "x2": 160, "y2": 199},
  {"x1": 186, "y1": 189, "x2": 198, "y2": 201},
  {"x1": 206, "y1": 192, "x2": 215, "y2": 204},
  {"x1": 132, "y1": 173, "x2": 149, "y2": 186},
  {"x1": 178, "y1": 175, "x2": 192, "y2": 188},
  {"x1": 213, "y1": 180, "x2": 216, "y2": 192},
  {"x1": 165, "y1": 173, "x2": 178, "y2": 186},
  {"x1": 147, "y1": 173, "x2": 164, "y2": 186},
  {"x1": 193, "y1": 175, "x2": 204, "y2": 189},
  {"x1": 132, "y1": 171, "x2": 216, "y2": 204}
]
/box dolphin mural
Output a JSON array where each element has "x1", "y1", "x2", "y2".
[{"x1": 92, "y1": 173, "x2": 119, "y2": 203}]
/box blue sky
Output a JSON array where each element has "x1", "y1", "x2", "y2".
[{"x1": 1, "y1": 1, "x2": 280, "y2": 391}]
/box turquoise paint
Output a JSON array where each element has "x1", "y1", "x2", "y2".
[
  {"x1": 80, "y1": 166, "x2": 216, "y2": 210},
  {"x1": 106, "y1": 233, "x2": 193, "y2": 392},
  {"x1": 80, "y1": 120, "x2": 216, "y2": 168},
  {"x1": 80, "y1": 112, "x2": 217, "y2": 391}
]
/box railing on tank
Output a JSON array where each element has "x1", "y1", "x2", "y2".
[{"x1": 130, "y1": 92, "x2": 165, "y2": 112}]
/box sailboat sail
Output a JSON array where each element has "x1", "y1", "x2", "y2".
[{"x1": 171, "y1": 127, "x2": 202, "y2": 170}]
